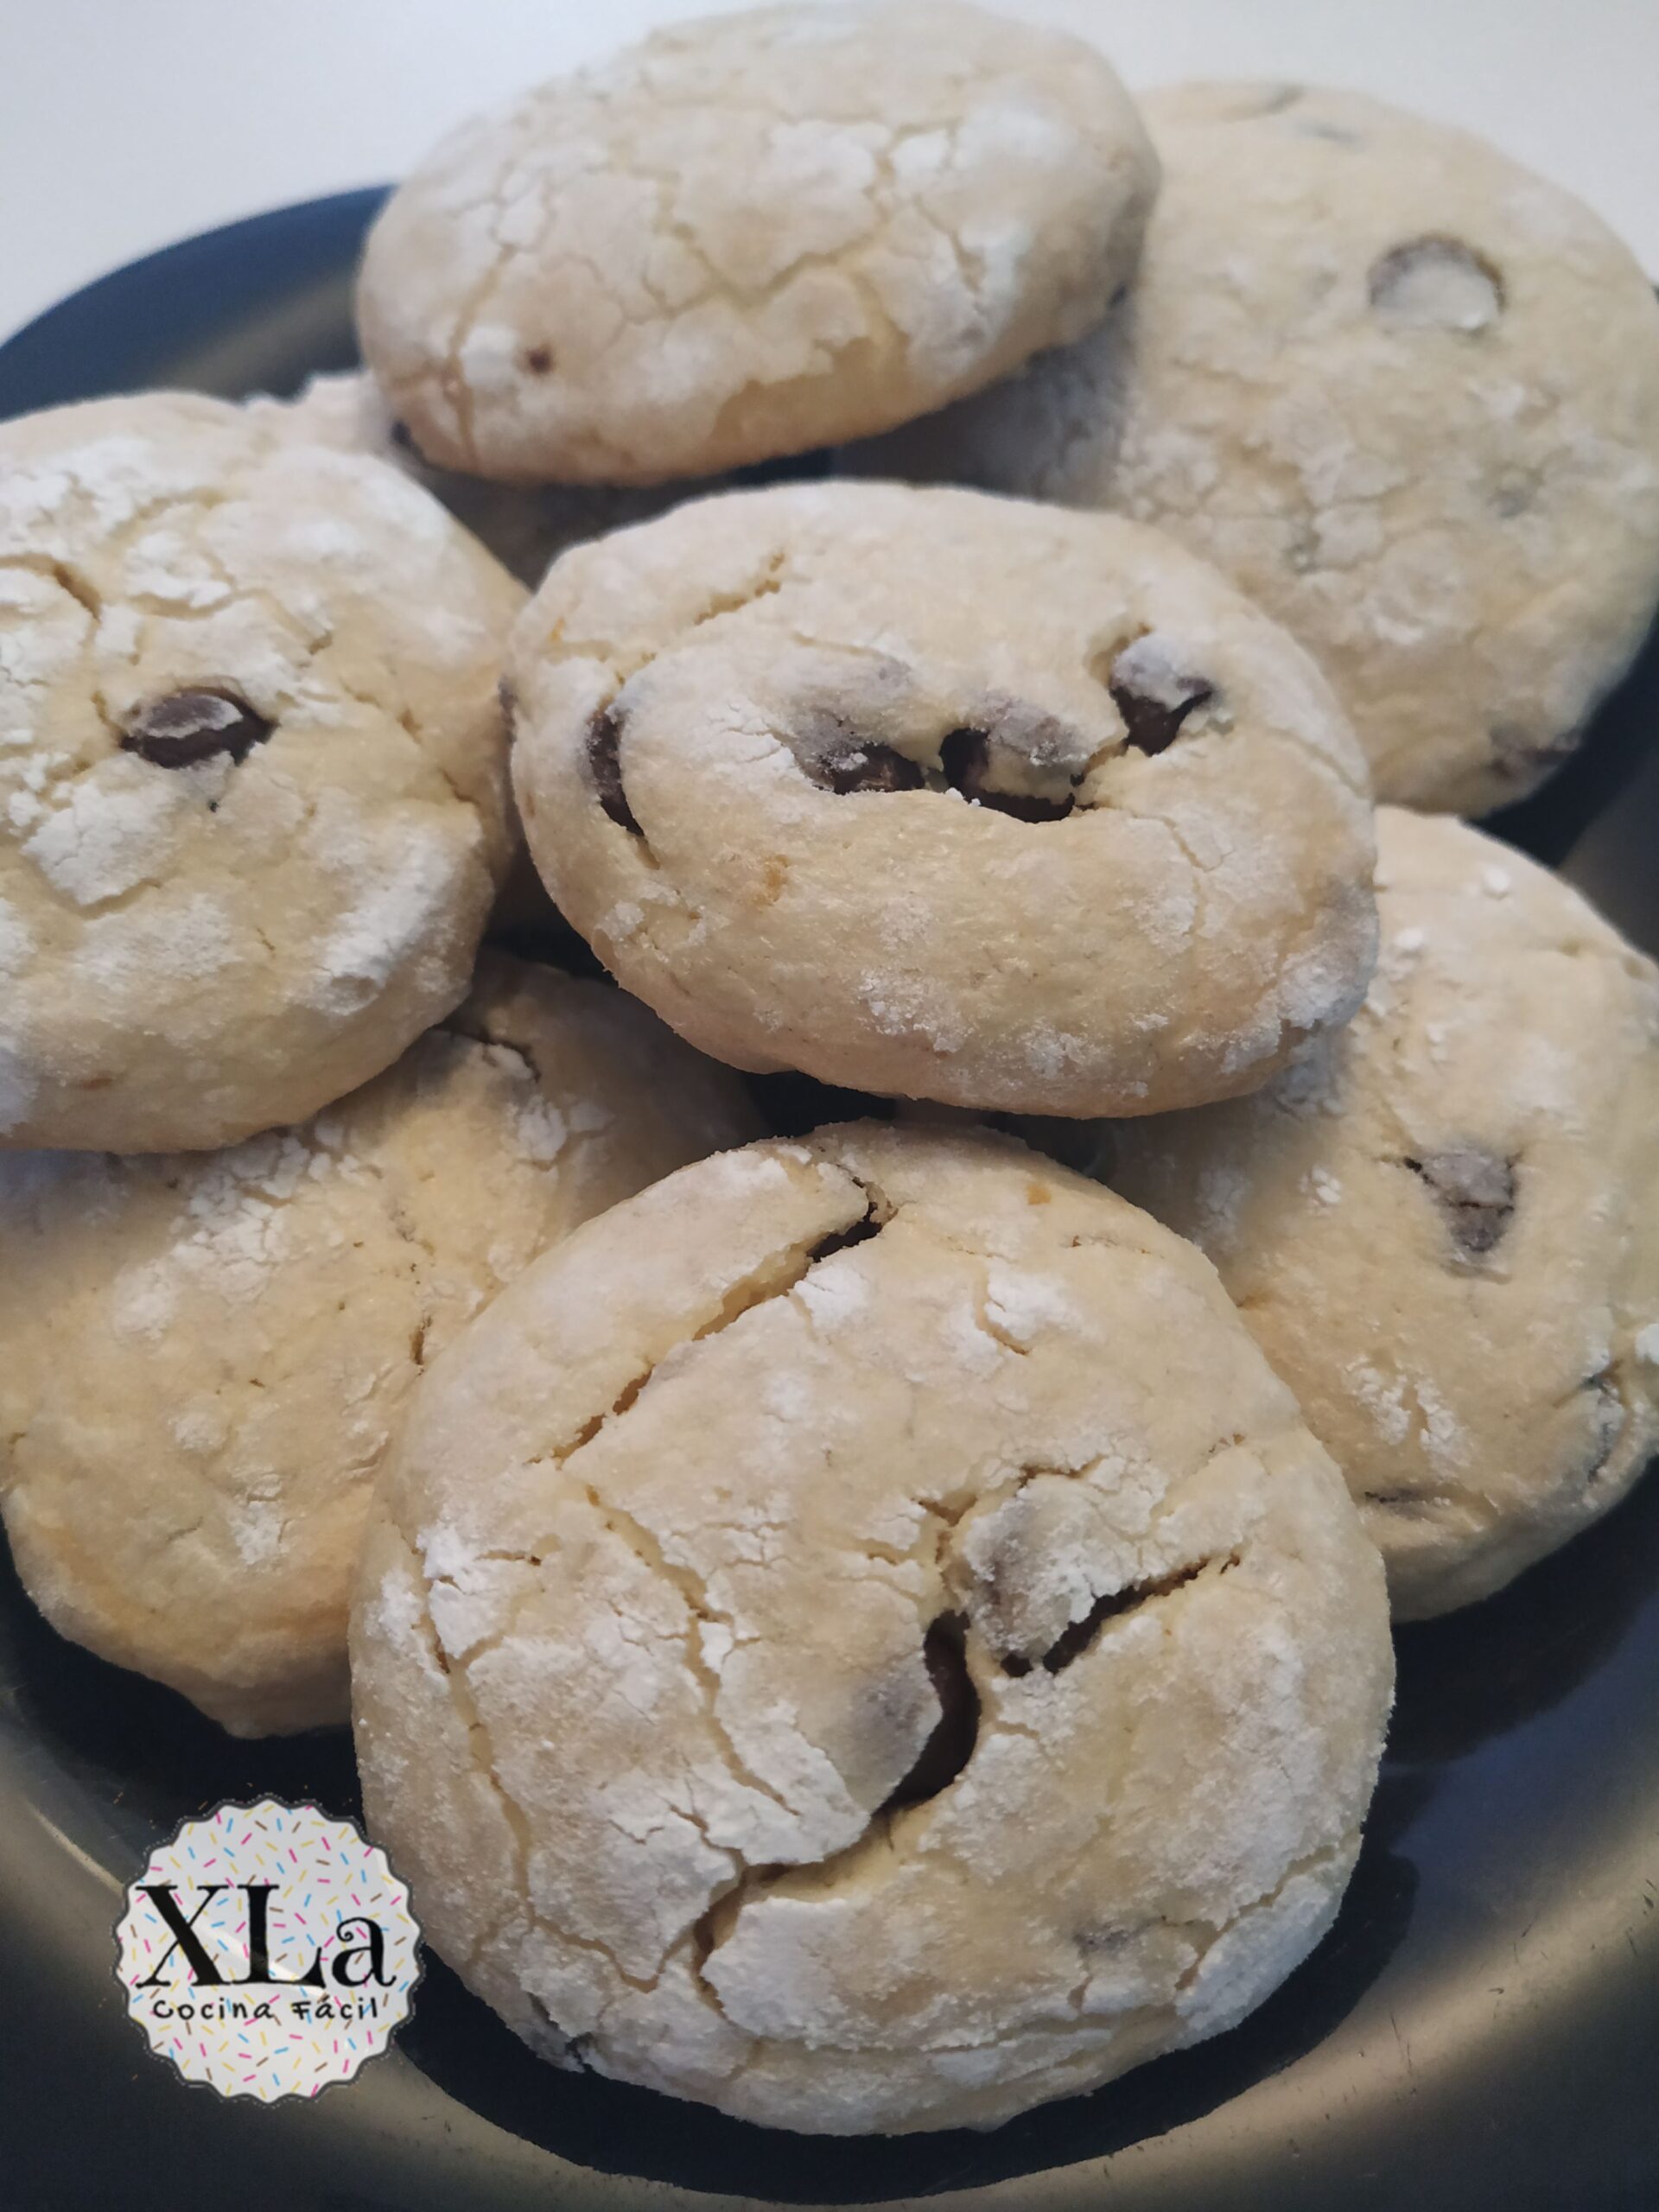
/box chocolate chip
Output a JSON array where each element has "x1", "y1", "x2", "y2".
[
  {"x1": 524, "y1": 345, "x2": 554, "y2": 375},
  {"x1": 120, "y1": 687, "x2": 273, "y2": 769},
  {"x1": 1404, "y1": 1147, "x2": 1516, "y2": 1256},
  {"x1": 587, "y1": 707, "x2": 642, "y2": 834},
  {"x1": 1106, "y1": 644, "x2": 1216, "y2": 758},
  {"x1": 1369, "y1": 237, "x2": 1504, "y2": 333},
  {"x1": 813, "y1": 743, "x2": 925, "y2": 795},
  {"x1": 938, "y1": 728, "x2": 1075, "y2": 822},
  {"x1": 882, "y1": 1613, "x2": 979, "y2": 1811},
  {"x1": 808, "y1": 1215, "x2": 880, "y2": 1263},
  {"x1": 388, "y1": 418, "x2": 418, "y2": 454}
]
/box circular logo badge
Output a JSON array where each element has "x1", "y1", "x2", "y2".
[{"x1": 114, "y1": 1798, "x2": 422, "y2": 2101}]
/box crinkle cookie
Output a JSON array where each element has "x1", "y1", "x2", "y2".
[
  {"x1": 0, "y1": 954, "x2": 759, "y2": 1737},
  {"x1": 1110, "y1": 810, "x2": 1659, "y2": 1620},
  {"x1": 351, "y1": 1122, "x2": 1393, "y2": 2135},
  {"x1": 865, "y1": 84, "x2": 1659, "y2": 815},
  {"x1": 0, "y1": 391, "x2": 524, "y2": 1153},
  {"x1": 355, "y1": 2, "x2": 1158, "y2": 486},
  {"x1": 251, "y1": 372, "x2": 695, "y2": 587},
  {"x1": 508, "y1": 480, "x2": 1378, "y2": 1117}
]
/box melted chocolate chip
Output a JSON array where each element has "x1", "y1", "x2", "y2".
[
  {"x1": 587, "y1": 707, "x2": 642, "y2": 834},
  {"x1": 882, "y1": 1613, "x2": 980, "y2": 1810},
  {"x1": 120, "y1": 687, "x2": 273, "y2": 769},
  {"x1": 524, "y1": 345, "x2": 554, "y2": 375},
  {"x1": 1106, "y1": 649, "x2": 1217, "y2": 759},
  {"x1": 938, "y1": 728, "x2": 1075, "y2": 822},
  {"x1": 1369, "y1": 237, "x2": 1505, "y2": 333},
  {"x1": 1405, "y1": 1147, "x2": 1516, "y2": 1257},
  {"x1": 814, "y1": 743, "x2": 925, "y2": 795}
]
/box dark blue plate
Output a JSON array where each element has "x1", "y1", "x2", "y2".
[{"x1": 3, "y1": 192, "x2": 1658, "y2": 2212}]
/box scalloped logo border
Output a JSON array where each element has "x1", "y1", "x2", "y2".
[{"x1": 113, "y1": 1797, "x2": 423, "y2": 2101}]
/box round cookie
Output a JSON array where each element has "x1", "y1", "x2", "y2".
[
  {"x1": 0, "y1": 954, "x2": 759, "y2": 1736},
  {"x1": 0, "y1": 391, "x2": 524, "y2": 1153},
  {"x1": 864, "y1": 83, "x2": 1659, "y2": 815},
  {"x1": 351, "y1": 1122, "x2": 1393, "y2": 2135},
  {"x1": 251, "y1": 372, "x2": 695, "y2": 587},
  {"x1": 356, "y1": 2, "x2": 1158, "y2": 486},
  {"x1": 508, "y1": 480, "x2": 1378, "y2": 1117},
  {"x1": 1109, "y1": 809, "x2": 1659, "y2": 1620}
]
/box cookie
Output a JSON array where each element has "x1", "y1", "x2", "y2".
[
  {"x1": 864, "y1": 83, "x2": 1659, "y2": 815},
  {"x1": 1109, "y1": 810, "x2": 1659, "y2": 1619},
  {"x1": 0, "y1": 953, "x2": 760, "y2": 1736},
  {"x1": 0, "y1": 391, "x2": 524, "y2": 1153},
  {"x1": 355, "y1": 2, "x2": 1158, "y2": 486},
  {"x1": 508, "y1": 480, "x2": 1378, "y2": 1117},
  {"x1": 251, "y1": 372, "x2": 691, "y2": 587},
  {"x1": 351, "y1": 1122, "x2": 1393, "y2": 2135}
]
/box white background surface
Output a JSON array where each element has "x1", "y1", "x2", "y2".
[{"x1": 5, "y1": 0, "x2": 1659, "y2": 344}]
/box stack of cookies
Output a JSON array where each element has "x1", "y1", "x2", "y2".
[{"x1": 3, "y1": 0, "x2": 1658, "y2": 2141}]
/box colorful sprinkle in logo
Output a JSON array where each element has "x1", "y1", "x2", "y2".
[{"x1": 114, "y1": 1799, "x2": 422, "y2": 2101}]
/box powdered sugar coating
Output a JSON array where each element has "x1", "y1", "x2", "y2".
[
  {"x1": 0, "y1": 953, "x2": 759, "y2": 1734},
  {"x1": 356, "y1": 2, "x2": 1157, "y2": 485},
  {"x1": 1111, "y1": 810, "x2": 1659, "y2": 1618},
  {"x1": 350, "y1": 1122, "x2": 1391, "y2": 2133},
  {"x1": 0, "y1": 391, "x2": 524, "y2": 1151},
  {"x1": 864, "y1": 83, "x2": 1659, "y2": 815},
  {"x1": 509, "y1": 479, "x2": 1378, "y2": 1116}
]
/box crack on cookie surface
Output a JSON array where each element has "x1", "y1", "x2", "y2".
[
  {"x1": 585, "y1": 704, "x2": 643, "y2": 835},
  {"x1": 880, "y1": 1611, "x2": 981, "y2": 1810},
  {"x1": 1001, "y1": 1549, "x2": 1240, "y2": 1678},
  {"x1": 0, "y1": 551, "x2": 105, "y2": 620},
  {"x1": 1579, "y1": 1371, "x2": 1629, "y2": 1490},
  {"x1": 1358, "y1": 1486, "x2": 1455, "y2": 1518},
  {"x1": 807, "y1": 1208, "x2": 881, "y2": 1263}
]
